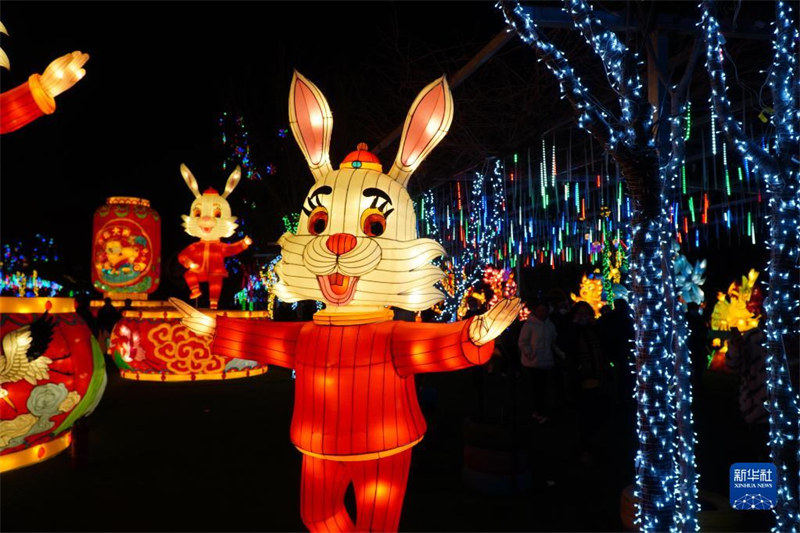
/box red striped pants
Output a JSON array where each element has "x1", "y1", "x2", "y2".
[{"x1": 300, "y1": 449, "x2": 412, "y2": 532}]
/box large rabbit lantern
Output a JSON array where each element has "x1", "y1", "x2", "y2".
[
  {"x1": 172, "y1": 71, "x2": 520, "y2": 532},
  {"x1": 177, "y1": 164, "x2": 251, "y2": 310}
]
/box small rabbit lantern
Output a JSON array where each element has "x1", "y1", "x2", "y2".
[
  {"x1": 176, "y1": 164, "x2": 251, "y2": 310},
  {"x1": 171, "y1": 71, "x2": 520, "y2": 531}
]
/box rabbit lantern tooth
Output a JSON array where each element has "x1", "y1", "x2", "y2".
[
  {"x1": 199, "y1": 71, "x2": 518, "y2": 532},
  {"x1": 177, "y1": 164, "x2": 250, "y2": 310}
]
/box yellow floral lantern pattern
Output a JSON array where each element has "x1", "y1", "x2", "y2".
[{"x1": 109, "y1": 309, "x2": 270, "y2": 381}]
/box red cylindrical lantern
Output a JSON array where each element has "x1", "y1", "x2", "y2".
[
  {"x1": 108, "y1": 309, "x2": 270, "y2": 382},
  {"x1": 92, "y1": 197, "x2": 161, "y2": 300},
  {"x1": 0, "y1": 297, "x2": 106, "y2": 473}
]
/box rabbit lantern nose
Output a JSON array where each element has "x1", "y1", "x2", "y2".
[{"x1": 327, "y1": 233, "x2": 357, "y2": 255}]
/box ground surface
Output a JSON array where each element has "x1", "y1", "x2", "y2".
[{"x1": 1, "y1": 355, "x2": 773, "y2": 532}]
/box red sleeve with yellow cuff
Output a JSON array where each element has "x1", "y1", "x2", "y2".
[{"x1": 0, "y1": 74, "x2": 56, "y2": 134}]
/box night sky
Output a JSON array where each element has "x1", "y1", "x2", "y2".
[{"x1": 0, "y1": 1, "x2": 504, "y2": 294}]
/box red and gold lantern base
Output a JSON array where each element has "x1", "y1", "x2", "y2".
[
  {"x1": 108, "y1": 308, "x2": 270, "y2": 382},
  {"x1": 0, "y1": 297, "x2": 107, "y2": 473}
]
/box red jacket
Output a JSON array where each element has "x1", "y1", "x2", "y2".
[
  {"x1": 178, "y1": 239, "x2": 249, "y2": 278},
  {"x1": 0, "y1": 75, "x2": 56, "y2": 134},
  {"x1": 212, "y1": 316, "x2": 493, "y2": 458}
]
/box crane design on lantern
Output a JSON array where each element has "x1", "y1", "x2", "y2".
[{"x1": 172, "y1": 71, "x2": 520, "y2": 532}]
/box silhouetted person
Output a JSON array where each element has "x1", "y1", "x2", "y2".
[
  {"x1": 96, "y1": 297, "x2": 122, "y2": 352},
  {"x1": 726, "y1": 325, "x2": 770, "y2": 461},
  {"x1": 122, "y1": 298, "x2": 134, "y2": 312},
  {"x1": 597, "y1": 298, "x2": 636, "y2": 414},
  {"x1": 562, "y1": 301, "x2": 608, "y2": 465},
  {"x1": 518, "y1": 301, "x2": 561, "y2": 423}
]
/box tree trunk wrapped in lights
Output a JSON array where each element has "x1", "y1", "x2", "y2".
[
  {"x1": 498, "y1": 1, "x2": 703, "y2": 529},
  {"x1": 701, "y1": 2, "x2": 799, "y2": 529},
  {"x1": 173, "y1": 71, "x2": 520, "y2": 532}
]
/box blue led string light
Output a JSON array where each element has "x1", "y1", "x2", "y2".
[
  {"x1": 701, "y1": 1, "x2": 800, "y2": 529},
  {"x1": 497, "y1": 2, "x2": 695, "y2": 530}
]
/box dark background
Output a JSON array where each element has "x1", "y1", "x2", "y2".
[
  {"x1": 0, "y1": 1, "x2": 509, "y2": 298},
  {"x1": 1, "y1": 1, "x2": 777, "y2": 303}
]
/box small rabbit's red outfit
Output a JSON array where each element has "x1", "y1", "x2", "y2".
[
  {"x1": 1, "y1": 75, "x2": 56, "y2": 134},
  {"x1": 212, "y1": 310, "x2": 494, "y2": 532},
  {"x1": 177, "y1": 238, "x2": 249, "y2": 308}
]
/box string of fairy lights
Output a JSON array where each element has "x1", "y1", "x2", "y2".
[
  {"x1": 497, "y1": 0, "x2": 688, "y2": 529},
  {"x1": 702, "y1": 0, "x2": 799, "y2": 529},
  {"x1": 0, "y1": 234, "x2": 64, "y2": 297}
]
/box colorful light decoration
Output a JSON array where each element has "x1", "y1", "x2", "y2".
[
  {"x1": 0, "y1": 23, "x2": 89, "y2": 135},
  {"x1": 457, "y1": 265, "x2": 529, "y2": 321},
  {"x1": 0, "y1": 271, "x2": 63, "y2": 298},
  {"x1": 1, "y1": 234, "x2": 63, "y2": 298},
  {"x1": 570, "y1": 272, "x2": 605, "y2": 317},
  {"x1": 419, "y1": 159, "x2": 508, "y2": 322},
  {"x1": 672, "y1": 243, "x2": 707, "y2": 313},
  {"x1": 702, "y1": 2, "x2": 800, "y2": 528},
  {"x1": 708, "y1": 270, "x2": 763, "y2": 371},
  {"x1": 0, "y1": 297, "x2": 106, "y2": 473},
  {"x1": 172, "y1": 71, "x2": 520, "y2": 532},
  {"x1": 92, "y1": 197, "x2": 161, "y2": 299},
  {"x1": 177, "y1": 164, "x2": 252, "y2": 310}
]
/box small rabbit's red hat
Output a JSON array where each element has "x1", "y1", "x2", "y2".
[
  {"x1": 340, "y1": 143, "x2": 383, "y2": 172},
  {"x1": 203, "y1": 187, "x2": 219, "y2": 196}
]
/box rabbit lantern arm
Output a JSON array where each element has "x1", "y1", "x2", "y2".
[
  {"x1": 1, "y1": 50, "x2": 89, "y2": 134},
  {"x1": 212, "y1": 315, "x2": 305, "y2": 369},
  {"x1": 392, "y1": 298, "x2": 521, "y2": 376},
  {"x1": 221, "y1": 237, "x2": 251, "y2": 258},
  {"x1": 1, "y1": 76, "x2": 54, "y2": 134},
  {"x1": 391, "y1": 318, "x2": 495, "y2": 377},
  {"x1": 170, "y1": 297, "x2": 304, "y2": 368}
]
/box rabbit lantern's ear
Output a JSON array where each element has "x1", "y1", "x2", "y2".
[
  {"x1": 289, "y1": 70, "x2": 333, "y2": 183},
  {"x1": 180, "y1": 163, "x2": 201, "y2": 198},
  {"x1": 222, "y1": 165, "x2": 241, "y2": 199},
  {"x1": 388, "y1": 76, "x2": 454, "y2": 188}
]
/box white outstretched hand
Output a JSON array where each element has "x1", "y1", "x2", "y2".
[
  {"x1": 468, "y1": 297, "x2": 522, "y2": 346},
  {"x1": 41, "y1": 51, "x2": 89, "y2": 98},
  {"x1": 169, "y1": 297, "x2": 216, "y2": 337}
]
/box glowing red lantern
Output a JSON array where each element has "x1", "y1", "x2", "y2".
[
  {"x1": 108, "y1": 308, "x2": 269, "y2": 382},
  {"x1": 92, "y1": 197, "x2": 161, "y2": 300},
  {"x1": 0, "y1": 297, "x2": 106, "y2": 473}
]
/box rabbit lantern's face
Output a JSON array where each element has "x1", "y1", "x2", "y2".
[
  {"x1": 180, "y1": 165, "x2": 241, "y2": 242},
  {"x1": 274, "y1": 71, "x2": 454, "y2": 313}
]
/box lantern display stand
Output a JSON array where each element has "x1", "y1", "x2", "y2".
[
  {"x1": 108, "y1": 307, "x2": 270, "y2": 382},
  {"x1": 0, "y1": 297, "x2": 106, "y2": 473}
]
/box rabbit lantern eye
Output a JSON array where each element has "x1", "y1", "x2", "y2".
[
  {"x1": 308, "y1": 207, "x2": 329, "y2": 235},
  {"x1": 192, "y1": 207, "x2": 201, "y2": 218},
  {"x1": 213, "y1": 205, "x2": 222, "y2": 218},
  {"x1": 361, "y1": 209, "x2": 386, "y2": 237}
]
